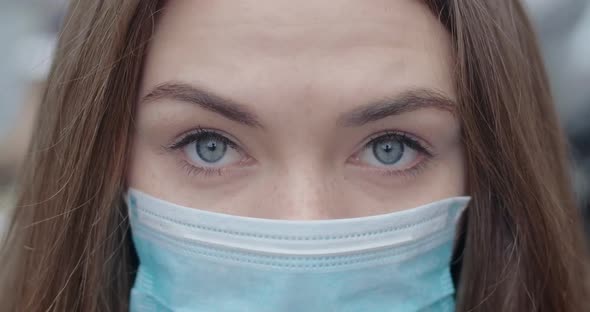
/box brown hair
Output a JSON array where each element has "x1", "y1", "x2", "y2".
[{"x1": 1, "y1": 0, "x2": 588, "y2": 311}]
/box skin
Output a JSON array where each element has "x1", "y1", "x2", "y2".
[{"x1": 128, "y1": 0, "x2": 465, "y2": 219}]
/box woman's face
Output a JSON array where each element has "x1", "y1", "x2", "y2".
[{"x1": 128, "y1": 0, "x2": 464, "y2": 219}]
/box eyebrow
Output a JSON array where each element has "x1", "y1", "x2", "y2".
[
  {"x1": 141, "y1": 82, "x2": 263, "y2": 128},
  {"x1": 141, "y1": 82, "x2": 456, "y2": 128},
  {"x1": 338, "y1": 89, "x2": 457, "y2": 127}
]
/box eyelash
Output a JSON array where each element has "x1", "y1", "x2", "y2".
[
  {"x1": 166, "y1": 128, "x2": 435, "y2": 178},
  {"x1": 166, "y1": 128, "x2": 245, "y2": 177},
  {"x1": 365, "y1": 131, "x2": 433, "y2": 156},
  {"x1": 179, "y1": 160, "x2": 225, "y2": 177},
  {"x1": 168, "y1": 128, "x2": 238, "y2": 150},
  {"x1": 357, "y1": 131, "x2": 434, "y2": 178}
]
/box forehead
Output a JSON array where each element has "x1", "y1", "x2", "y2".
[{"x1": 141, "y1": 0, "x2": 454, "y2": 113}]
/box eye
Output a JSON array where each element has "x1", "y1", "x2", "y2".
[
  {"x1": 352, "y1": 132, "x2": 431, "y2": 171},
  {"x1": 168, "y1": 129, "x2": 247, "y2": 170}
]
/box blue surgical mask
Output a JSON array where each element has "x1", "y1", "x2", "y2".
[{"x1": 126, "y1": 189, "x2": 469, "y2": 312}]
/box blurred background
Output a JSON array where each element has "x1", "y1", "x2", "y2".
[{"x1": 0, "y1": 0, "x2": 589, "y2": 240}]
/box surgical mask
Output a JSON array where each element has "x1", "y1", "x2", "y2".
[{"x1": 126, "y1": 188, "x2": 469, "y2": 312}]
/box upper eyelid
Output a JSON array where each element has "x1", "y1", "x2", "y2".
[
  {"x1": 168, "y1": 128, "x2": 241, "y2": 150},
  {"x1": 167, "y1": 128, "x2": 433, "y2": 160},
  {"x1": 367, "y1": 130, "x2": 421, "y2": 141},
  {"x1": 361, "y1": 131, "x2": 431, "y2": 151}
]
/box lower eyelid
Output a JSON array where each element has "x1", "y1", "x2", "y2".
[
  {"x1": 381, "y1": 160, "x2": 431, "y2": 178},
  {"x1": 171, "y1": 129, "x2": 433, "y2": 178},
  {"x1": 350, "y1": 155, "x2": 433, "y2": 180},
  {"x1": 349, "y1": 150, "x2": 425, "y2": 167},
  {"x1": 177, "y1": 149, "x2": 256, "y2": 172},
  {"x1": 178, "y1": 159, "x2": 228, "y2": 177}
]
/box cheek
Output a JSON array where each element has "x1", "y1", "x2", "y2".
[
  {"x1": 127, "y1": 130, "x2": 256, "y2": 211},
  {"x1": 448, "y1": 146, "x2": 467, "y2": 195},
  {"x1": 338, "y1": 150, "x2": 465, "y2": 216},
  {"x1": 126, "y1": 135, "x2": 161, "y2": 197},
  {"x1": 127, "y1": 104, "x2": 466, "y2": 219},
  {"x1": 127, "y1": 132, "x2": 191, "y2": 203},
  {"x1": 127, "y1": 142, "x2": 466, "y2": 219}
]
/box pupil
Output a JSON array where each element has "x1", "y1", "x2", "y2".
[{"x1": 372, "y1": 138, "x2": 403, "y2": 165}]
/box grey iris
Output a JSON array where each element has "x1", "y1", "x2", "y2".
[
  {"x1": 196, "y1": 134, "x2": 227, "y2": 163},
  {"x1": 372, "y1": 138, "x2": 404, "y2": 164}
]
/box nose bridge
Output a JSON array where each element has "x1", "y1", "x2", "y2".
[{"x1": 275, "y1": 160, "x2": 337, "y2": 220}]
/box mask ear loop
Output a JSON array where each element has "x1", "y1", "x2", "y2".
[
  {"x1": 450, "y1": 208, "x2": 468, "y2": 293},
  {"x1": 120, "y1": 194, "x2": 140, "y2": 283}
]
